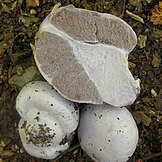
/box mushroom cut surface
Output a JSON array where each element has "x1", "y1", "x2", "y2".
[{"x1": 34, "y1": 4, "x2": 140, "y2": 107}]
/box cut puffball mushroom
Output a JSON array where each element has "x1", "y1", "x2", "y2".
[
  {"x1": 78, "y1": 104, "x2": 138, "y2": 162},
  {"x1": 33, "y1": 4, "x2": 140, "y2": 107},
  {"x1": 16, "y1": 81, "x2": 79, "y2": 159}
]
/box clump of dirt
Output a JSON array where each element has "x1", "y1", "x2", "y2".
[{"x1": 0, "y1": 0, "x2": 161, "y2": 162}]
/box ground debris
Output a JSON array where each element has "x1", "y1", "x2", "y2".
[
  {"x1": 8, "y1": 66, "x2": 43, "y2": 89},
  {"x1": 0, "y1": 0, "x2": 161, "y2": 162},
  {"x1": 150, "y1": 1, "x2": 162, "y2": 25},
  {"x1": 152, "y1": 53, "x2": 161, "y2": 68},
  {"x1": 26, "y1": 0, "x2": 39, "y2": 8},
  {"x1": 133, "y1": 111, "x2": 152, "y2": 126},
  {"x1": 126, "y1": 10, "x2": 144, "y2": 23},
  {"x1": 0, "y1": 26, "x2": 14, "y2": 57},
  {"x1": 137, "y1": 35, "x2": 147, "y2": 48}
]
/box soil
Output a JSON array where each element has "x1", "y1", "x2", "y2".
[{"x1": 0, "y1": 0, "x2": 161, "y2": 162}]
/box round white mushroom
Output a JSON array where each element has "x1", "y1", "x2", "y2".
[
  {"x1": 16, "y1": 81, "x2": 79, "y2": 159},
  {"x1": 33, "y1": 4, "x2": 140, "y2": 107},
  {"x1": 78, "y1": 104, "x2": 138, "y2": 162}
]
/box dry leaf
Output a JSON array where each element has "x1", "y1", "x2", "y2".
[
  {"x1": 26, "y1": 0, "x2": 39, "y2": 7},
  {"x1": 133, "y1": 111, "x2": 152, "y2": 126},
  {"x1": 0, "y1": 0, "x2": 11, "y2": 13},
  {"x1": 150, "y1": 1, "x2": 162, "y2": 25}
]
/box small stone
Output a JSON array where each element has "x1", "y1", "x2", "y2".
[
  {"x1": 19, "y1": 148, "x2": 24, "y2": 153},
  {"x1": 0, "y1": 141, "x2": 6, "y2": 147},
  {"x1": 30, "y1": 9, "x2": 37, "y2": 14},
  {"x1": 151, "y1": 89, "x2": 157, "y2": 97},
  {"x1": 137, "y1": 35, "x2": 147, "y2": 48},
  {"x1": 152, "y1": 54, "x2": 160, "y2": 67}
]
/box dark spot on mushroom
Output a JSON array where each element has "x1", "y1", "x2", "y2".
[
  {"x1": 117, "y1": 117, "x2": 120, "y2": 120},
  {"x1": 37, "y1": 112, "x2": 40, "y2": 115},
  {"x1": 108, "y1": 140, "x2": 111, "y2": 142},
  {"x1": 55, "y1": 123, "x2": 57, "y2": 125},
  {"x1": 98, "y1": 114, "x2": 102, "y2": 119},
  {"x1": 31, "y1": 82, "x2": 35, "y2": 84},
  {"x1": 59, "y1": 135, "x2": 68, "y2": 145},
  {"x1": 94, "y1": 113, "x2": 97, "y2": 116},
  {"x1": 25, "y1": 124, "x2": 56, "y2": 147},
  {"x1": 42, "y1": 89, "x2": 46, "y2": 91},
  {"x1": 99, "y1": 149, "x2": 102, "y2": 151},
  {"x1": 74, "y1": 104, "x2": 79, "y2": 111},
  {"x1": 117, "y1": 130, "x2": 122, "y2": 134},
  {"x1": 35, "y1": 90, "x2": 39, "y2": 92},
  {"x1": 28, "y1": 96, "x2": 31, "y2": 100},
  {"x1": 21, "y1": 121, "x2": 27, "y2": 129},
  {"x1": 51, "y1": 104, "x2": 53, "y2": 106},
  {"x1": 34, "y1": 116, "x2": 39, "y2": 122}
]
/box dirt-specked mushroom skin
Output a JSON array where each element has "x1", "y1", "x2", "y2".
[
  {"x1": 78, "y1": 104, "x2": 138, "y2": 162},
  {"x1": 33, "y1": 4, "x2": 140, "y2": 107},
  {"x1": 16, "y1": 81, "x2": 79, "y2": 159}
]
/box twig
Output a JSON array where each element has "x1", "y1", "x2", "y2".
[
  {"x1": 120, "y1": 0, "x2": 126, "y2": 19},
  {"x1": 136, "y1": 152, "x2": 162, "y2": 162},
  {"x1": 126, "y1": 10, "x2": 144, "y2": 24}
]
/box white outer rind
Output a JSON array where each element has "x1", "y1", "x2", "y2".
[
  {"x1": 16, "y1": 81, "x2": 79, "y2": 159},
  {"x1": 78, "y1": 104, "x2": 138, "y2": 162},
  {"x1": 34, "y1": 6, "x2": 140, "y2": 107}
]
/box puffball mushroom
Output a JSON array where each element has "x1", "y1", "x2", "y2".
[
  {"x1": 78, "y1": 104, "x2": 138, "y2": 162},
  {"x1": 33, "y1": 4, "x2": 140, "y2": 107},
  {"x1": 16, "y1": 81, "x2": 79, "y2": 159}
]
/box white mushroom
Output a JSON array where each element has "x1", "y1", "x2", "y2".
[
  {"x1": 78, "y1": 104, "x2": 138, "y2": 162},
  {"x1": 33, "y1": 4, "x2": 140, "y2": 107},
  {"x1": 16, "y1": 81, "x2": 79, "y2": 159}
]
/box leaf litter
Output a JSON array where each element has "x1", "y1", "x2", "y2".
[{"x1": 0, "y1": 0, "x2": 161, "y2": 162}]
